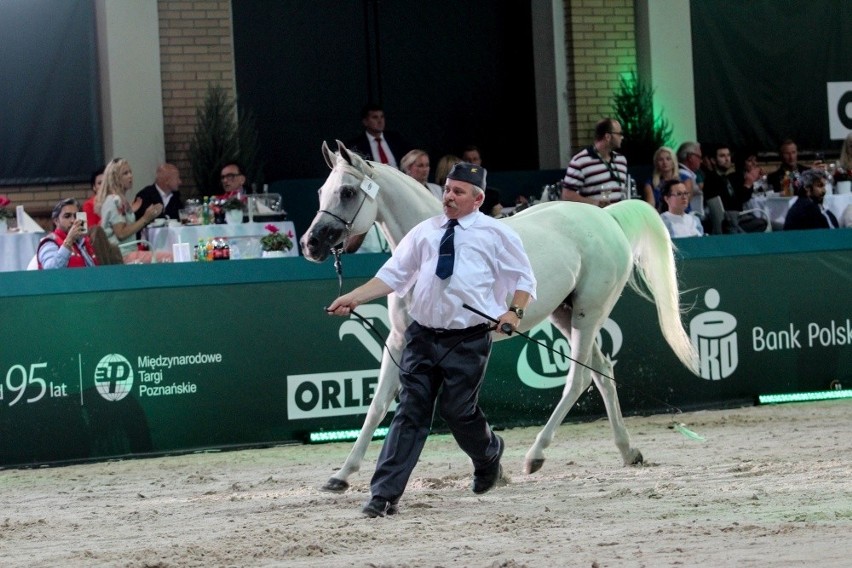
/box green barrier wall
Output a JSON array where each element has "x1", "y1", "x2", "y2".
[{"x1": 1, "y1": 230, "x2": 849, "y2": 467}]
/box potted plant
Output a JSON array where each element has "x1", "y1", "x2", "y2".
[
  {"x1": 187, "y1": 83, "x2": 263, "y2": 198},
  {"x1": 220, "y1": 196, "x2": 245, "y2": 224},
  {"x1": 260, "y1": 224, "x2": 293, "y2": 257},
  {"x1": 611, "y1": 70, "x2": 674, "y2": 168},
  {"x1": 0, "y1": 195, "x2": 13, "y2": 232}
]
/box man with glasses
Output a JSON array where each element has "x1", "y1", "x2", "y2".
[
  {"x1": 561, "y1": 118, "x2": 629, "y2": 207},
  {"x1": 220, "y1": 161, "x2": 247, "y2": 199},
  {"x1": 676, "y1": 141, "x2": 705, "y2": 191},
  {"x1": 37, "y1": 198, "x2": 98, "y2": 268}
]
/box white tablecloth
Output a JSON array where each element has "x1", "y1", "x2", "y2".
[
  {"x1": 0, "y1": 230, "x2": 45, "y2": 272},
  {"x1": 747, "y1": 193, "x2": 852, "y2": 230},
  {"x1": 146, "y1": 221, "x2": 299, "y2": 259}
]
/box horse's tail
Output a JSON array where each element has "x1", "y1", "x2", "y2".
[{"x1": 605, "y1": 200, "x2": 699, "y2": 374}]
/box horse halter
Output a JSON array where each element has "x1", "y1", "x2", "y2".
[{"x1": 316, "y1": 165, "x2": 375, "y2": 250}]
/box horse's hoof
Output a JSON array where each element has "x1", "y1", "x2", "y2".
[
  {"x1": 320, "y1": 477, "x2": 350, "y2": 493},
  {"x1": 524, "y1": 458, "x2": 545, "y2": 475},
  {"x1": 630, "y1": 450, "x2": 644, "y2": 466}
]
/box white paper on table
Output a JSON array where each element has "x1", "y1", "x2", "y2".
[
  {"x1": 16, "y1": 205, "x2": 44, "y2": 233},
  {"x1": 255, "y1": 201, "x2": 274, "y2": 214}
]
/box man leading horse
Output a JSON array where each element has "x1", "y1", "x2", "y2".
[{"x1": 326, "y1": 162, "x2": 536, "y2": 517}]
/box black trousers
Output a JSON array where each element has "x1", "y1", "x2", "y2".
[{"x1": 369, "y1": 321, "x2": 501, "y2": 501}]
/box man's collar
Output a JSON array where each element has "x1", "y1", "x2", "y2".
[{"x1": 442, "y1": 210, "x2": 479, "y2": 229}]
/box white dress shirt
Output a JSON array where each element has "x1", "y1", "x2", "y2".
[{"x1": 376, "y1": 210, "x2": 536, "y2": 329}]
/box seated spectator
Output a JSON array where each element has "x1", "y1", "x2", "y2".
[
  {"x1": 461, "y1": 144, "x2": 483, "y2": 166},
  {"x1": 434, "y1": 154, "x2": 461, "y2": 187},
  {"x1": 767, "y1": 138, "x2": 809, "y2": 195},
  {"x1": 676, "y1": 141, "x2": 704, "y2": 191},
  {"x1": 37, "y1": 198, "x2": 98, "y2": 268},
  {"x1": 220, "y1": 161, "x2": 248, "y2": 199},
  {"x1": 643, "y1": 146, "x2": 692, "y2": 211},
  {"x1": 400, "y1": 149, "x2": 443, "y2": 200},
  {"x1": 82, "y1": 166, "x2": 104, "y2": 227},
  {"x1": 783, "y1": 169, "x2": 839, "y2": 230},
  {"x1": 136, "y1": 163, "x2": 184, "y2": 222},
  {"x1": 703, "y1": 144, "x2": 760, "y2": 233},
  {"x1": 834, "y1": 133, "x2": 852, "y2": 182},
  {"x1": 459, "y1": 145, "x2": 504, "y2": 216},
  {"x1": 95, "y1": 157, "x2": 163, "y2": 247},
  {"x1": 659, "y1": 180, "x2": 703, "y2": 238}
]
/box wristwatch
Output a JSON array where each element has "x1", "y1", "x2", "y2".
[{"x1": 509, "y1": 305, "x2": 525, "y2": 319}]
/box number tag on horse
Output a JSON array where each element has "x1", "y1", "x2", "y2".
[{"x1": 360, "y1": 178, "x2": 380, "y2": 199}]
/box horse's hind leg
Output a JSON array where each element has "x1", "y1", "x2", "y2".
[
  {"x1": 589, "y1": 342, "x2": 643, "y2": 465},
  {"x1": 321, "y1": 343, "x2": 401, "y2": 492},
  {"x1": 523, "y1": 306, "x2": 595, "y2": 475}
]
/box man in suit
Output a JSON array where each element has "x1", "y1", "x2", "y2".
[
  {"x1": 346, "y1": 103, "x2": 410, "y2": 169},
  {"x1": 767, "y1": 139, "x2": 810, "y2": 194},
  {"x1": 135, "y1": 163, "x2": 183, "y2": 222},
  {"x1": 784, "y1": 169, "x2": 839, "y2": 230}
]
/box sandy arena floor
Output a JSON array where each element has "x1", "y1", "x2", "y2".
[{"x1": 0, "y1": 399, "x2": 849, "y2": 567}]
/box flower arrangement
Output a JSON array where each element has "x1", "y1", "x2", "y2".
[
  {"x1": 832, "y1": 167, "x2": 851, "y2": 183},
  {"x1": 260, "y1": 224, "x2": 293, "y2": 251},
  {"x1": 0, "y1": 195, "x2": 13, "y2": 220},
  {"x1": 220, "y1": 196, "x2": 246, "y2": 211}
]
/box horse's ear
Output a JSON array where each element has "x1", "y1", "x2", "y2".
[
  {"x1": 336, "y1": 139, "x2": 355, "y2": 167},
  {"x1": 321, "y1": 141, "x2": 336, "y2": 170}
]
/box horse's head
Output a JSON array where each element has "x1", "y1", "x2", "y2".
[{"x1": 300, "y1": 140, "x2": 381, "y2": 262}]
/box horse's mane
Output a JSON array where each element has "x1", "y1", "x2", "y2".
[{"x1": 348, "y1": 155, "x2": 441, "y2": 203}]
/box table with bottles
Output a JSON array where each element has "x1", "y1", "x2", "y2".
[{"x1": 146, "y1": 221, "x2": 299, "y2": 260}]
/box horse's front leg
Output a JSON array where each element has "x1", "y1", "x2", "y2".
[
  {"x1": 589, "y1": 343, "x2": 642, "y2": 465},
  {"x1": 321, "y1": 340, "x2": 401, "y2": 492}
]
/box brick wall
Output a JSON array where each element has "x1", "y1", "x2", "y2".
[
  {"x1": 158, "y1": 0, "x2": 236, "y2": 199},
  {"x1": 565, "y1": 0, "x2": 636, "y2": 149}
]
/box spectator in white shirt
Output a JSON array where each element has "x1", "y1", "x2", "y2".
[{"x1": 660, "y1": 179, "x2": 704, "y2": 238}]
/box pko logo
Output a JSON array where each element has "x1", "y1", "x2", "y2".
[
  {"x1": 516, "y1": 318, "x2": 623, "y2": 389},
  {"x1": 689, "y1": 289, "x2": 738, "y2": 381},
  {"x1": 94, "y1": 354, "x2": 134, "y2": 401},
  {"x1": 827, "y1": 82, "x2": 852, "y2": 139}
]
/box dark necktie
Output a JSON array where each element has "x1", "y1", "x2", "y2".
[
  {"x1": 374, "y1": 136, "x2": 389, "y2": 164},
  {"x1": 435, "y1": 219, "x2": 458, "y2": 280}
]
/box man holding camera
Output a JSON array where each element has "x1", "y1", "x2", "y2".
[{"x1": 37, "y1": 198, "x2": 99, "y2": 269}]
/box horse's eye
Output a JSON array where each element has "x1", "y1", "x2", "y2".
[{"x1": 340, "y1": 187, "x2": 356, "y2": 199}]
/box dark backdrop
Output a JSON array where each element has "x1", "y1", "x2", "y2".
[
  {"x1": 691, "y1": 0, "x2": 852, "y2": 154},
  {"x1": 232, "y1": 0, "x2": 538, "y2": 181},
  {"x1": 0, "y1": 0, "x2": 102, "y2": 186}
]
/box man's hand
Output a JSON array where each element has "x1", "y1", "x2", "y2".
[{"x1": 497, "y1": 311, "x2": 521, "y2": 335}]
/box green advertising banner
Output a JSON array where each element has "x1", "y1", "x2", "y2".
[{"x1": 1, "y1": 231, "x2": 849, "y2": 468}]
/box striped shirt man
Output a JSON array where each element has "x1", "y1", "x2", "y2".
[{"x1": 562, "y1": 146, "x2": 629, "y2": 205}]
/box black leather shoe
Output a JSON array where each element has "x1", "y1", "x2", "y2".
[
  {"x1": 472, "y1": 434, "x2": 504, "y2": 494},
  {"x1": 361, "y1": 496, "x2": 399, "y2": 518}
]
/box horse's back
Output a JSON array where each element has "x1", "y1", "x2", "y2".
[
  {"x1": 501, "y1": 201, "x2": 634, "y2": 326},
  {"x1": 503, "y1": 201, "x2": 632, "y2": 264}
]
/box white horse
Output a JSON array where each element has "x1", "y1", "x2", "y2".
[{"x1": 301, "y1": 140, "x2": 698, "y2": 493}]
